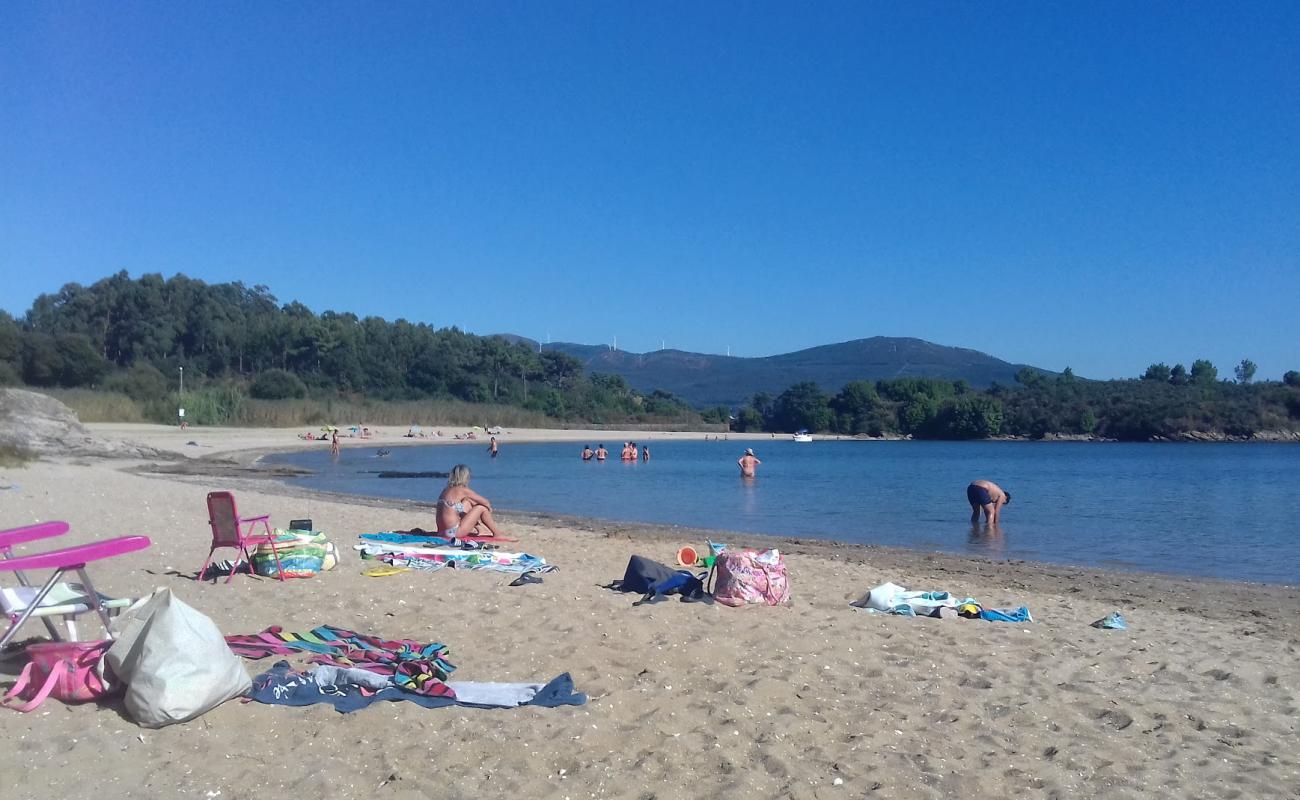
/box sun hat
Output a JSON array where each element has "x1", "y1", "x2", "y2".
[{"x1": 744, "y1": 448, "x2": 754, "y2": 455}]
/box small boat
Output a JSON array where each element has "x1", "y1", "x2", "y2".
[{"x1": 793, "y1": 430, "x2": 813, "y2": 443}]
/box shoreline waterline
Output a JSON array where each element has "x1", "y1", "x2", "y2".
[
  {"x1": 171, "y1": 445, "x2": 1293, "y2": 590},
  {"x1": 263, "y1": 437, "x2": 1300, "y2": 586}
]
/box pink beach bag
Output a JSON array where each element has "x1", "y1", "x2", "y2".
[
  {"x1": 712, "y1": 551, "x2": 791, "y2": 607},
  {"x1": 2, "y1": 640, "x2": 119, "y2": 712}
]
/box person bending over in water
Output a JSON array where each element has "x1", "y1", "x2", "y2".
[
  {"x1": 738, "y1": 448, "x2": 761, "y2": 477},
  {"x1": 967, "y1": 479, "x2": 1011, "y2": 525},
  {"x1": 436, "y1": 464, "x2": 505, "y2": 538}
]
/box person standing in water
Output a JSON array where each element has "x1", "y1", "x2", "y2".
[
  {"x1": 641, "y1": 445, "x2": 650, "y2": 462},
  {"x1": 967, "y1": 479, "x2": 1011, "y2": 525},
  {"x1": 330, "y1": 430, "x2": 341, "y2": 459},
  {"x1": 595, "y1": 444, "x2": 608, "y2": 461},
  {"x1": 488, "y1": 436, "x2": 499, "y2": 458},
  {"x1": 582, "y1": 445, "x2": 594, "y2": 461},
  {"x1": 738, "y1": 448, "x2": 761, "y2": 477},
  {"x1": 436, "y1": 464, "x2": 506, "y2": 538}
]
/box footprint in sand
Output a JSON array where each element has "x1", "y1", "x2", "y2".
[{"x1": 1097, "y1": 708, "x2": 1134, "y2": 730}]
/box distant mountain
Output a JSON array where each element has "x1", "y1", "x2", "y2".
[{"x1": 499, "y1": 336, "x2": 1047, "y2": 408}]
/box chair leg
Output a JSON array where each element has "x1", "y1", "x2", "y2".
[
  {"x1": 268, "y1": 539, "x2": 285, "y2": 582},
  {"x1": 75, "y1": 567, "x2": 115, "y2": 639},
  {"x1": 199, "y1": 547, "x2": 218, "y2": 584},
  {"x1": 0, "y1": 568, "x2": 67, "y2": 651}
]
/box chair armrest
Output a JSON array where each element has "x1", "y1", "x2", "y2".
[
  {"x1": 0, "y1": 521, "x2": 70, "y2": 555},
  {"x1": 0, "y1": 536, "x2": 151, "y2": 572},
  {"x1": 239, "y1": 515, "x2": 271, "y2": 523}
]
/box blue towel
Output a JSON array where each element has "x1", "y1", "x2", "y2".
[{"x1": 979, "y1": 606, "x2": 1033, "y2": 623}]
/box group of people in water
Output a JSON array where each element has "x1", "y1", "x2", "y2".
[
  {"x1": 429, "y1": 445, "x2": 1012, "y2": 541},
  {"x1": 581, "y1": 443, "x2": 649, "y2": 462}
]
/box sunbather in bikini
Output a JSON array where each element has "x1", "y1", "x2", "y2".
[{"x1": 435, "y1": 464, "x2": 505, "y2": 538}]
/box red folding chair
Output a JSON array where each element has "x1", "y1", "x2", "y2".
[{"x1": 201, "y1": 492, "x2": 283, "y2": 583}]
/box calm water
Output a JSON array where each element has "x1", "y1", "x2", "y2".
[{"x1": 267, "y1": 440, "x2": 1300, "y2": 585}]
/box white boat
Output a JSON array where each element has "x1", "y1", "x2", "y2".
[{"x1": 793, "y1": 432, "x2": 813, "y2": 443}]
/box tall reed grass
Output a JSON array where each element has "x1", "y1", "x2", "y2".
[{"x1": 34, "y1": 388, "x2": 723, "y2": 432}]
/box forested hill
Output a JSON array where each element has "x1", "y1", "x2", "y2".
[{"x1": 522, "y1": 337, "x2": 1040, "y2": 408}]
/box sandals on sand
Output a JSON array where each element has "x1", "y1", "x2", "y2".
[{"x1": 509, "y1": 570, "x2": 544, "y2": 587}]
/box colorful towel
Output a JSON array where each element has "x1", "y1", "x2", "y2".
[
  {"x1": 357, "y1": 544, "x2": 550, "y2": 574},
  {"x1": 247, "y1": 661, "x2": 586, "y2": 713},
  {"x1": 224, "y1": 625, "x2": 456, "y2": 697}
]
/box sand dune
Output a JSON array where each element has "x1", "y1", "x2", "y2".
[{"x1": 1, "y1": 428, "x2": 1297, "y2": 799}]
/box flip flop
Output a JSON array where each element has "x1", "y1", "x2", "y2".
[{"x1": 509, "y1": 571, "x2": 544, "y2": 587}]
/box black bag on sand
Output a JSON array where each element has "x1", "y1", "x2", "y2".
[
  {"x1": 608, "y1": 556, "x2": 713, "y2": 604},
  {"x1": 610, "y1": 556, "x2": 679, "y2": 594}
]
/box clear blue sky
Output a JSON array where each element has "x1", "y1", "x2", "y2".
[{"x1": 2, "y1": 2, "x2": 1297, "y2": 379}]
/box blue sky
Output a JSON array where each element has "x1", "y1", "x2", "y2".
[{"x1": 2, "y1": 2, "x2": 1297, "y2": 379}]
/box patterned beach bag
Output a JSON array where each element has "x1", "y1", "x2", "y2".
[
  {"x1": 2, "y1": 640, "x2": 120, "y2": 712},
  {"x1": 712, "y1": 550, "x2": 791, "y2": 607},
  {"x1": 253, "y1": 530, "x2": 328, "y2": 579}
]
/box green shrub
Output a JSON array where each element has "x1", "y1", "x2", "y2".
[{"x1": 249, "y1": 369, "x2": 308, "y2": 400}]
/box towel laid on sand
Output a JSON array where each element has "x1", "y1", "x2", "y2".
[{"x1": 247, "y1": 661, "x2": 587, "y2": 713}]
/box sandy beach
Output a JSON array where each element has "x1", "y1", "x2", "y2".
[{"x1": 2, "y1": 425, "x2": 1298, "y2": 799}]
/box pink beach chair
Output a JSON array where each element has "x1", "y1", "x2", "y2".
[
  {"x1": 1, "y1": 521, "x2": 72, "y2": 641},
  {"x1": 0, "y1": 528, "x2": 151, "y2": 651},
  {"x1": 201, "y1": 491, "x2": 283, "y2": 583}
]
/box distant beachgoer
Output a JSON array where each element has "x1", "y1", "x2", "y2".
[
  {"x1": 330, "y1": 431, "x2": 340, "y2": 459},
  {"x1": 596, "y1": 444, "x2": 608, "y2": 461},
  {"x1": 488, "y1": 436, "x2": 499, "y2": 458},
  {"x1": 436, "y1": 464, "x2": 505, "y2": 538},
  {"x1": 582, "y1": 445, "x2": 594, "y2": 461},
  {"x1": 738, "y1": 448, "x2": 761, "y2": 477},
  {"x1": 641, "y1": 445, "x2": 650, "y2": 462},
  {"x1": 621, "y1": 443, "x2": 635, "y2": 461},
  {"x1": 967, "y1": 480, "x2": 1011, "y2": 524}
]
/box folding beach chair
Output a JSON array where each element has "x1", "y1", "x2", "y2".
[
  {"x1": 0, "y1": 530, "x2": 151, "y2": 651},
  {"x1": 201, "y1": 491, "x2": 283, "y2": 583},
  {"x1": 1, "y1": 521, "x2": 72, "y2": 641}
]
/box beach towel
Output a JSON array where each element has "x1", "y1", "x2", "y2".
[
  {"x1": 223, "y1": 625, "x2": 455, "y2": 698},
  {"x1": 247, "y1": 661, "x2": 586, "y2": 713},
  {"x1": 357, "y1": 542, "x2": 549, "y2": 574}
]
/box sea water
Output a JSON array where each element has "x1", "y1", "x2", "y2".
[{"x1": 267, "y1": 440, "x2": 1300, "y2": 585}]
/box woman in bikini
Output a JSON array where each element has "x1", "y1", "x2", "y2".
[{"x1": 435, "y1": 464, "x2": 505, "y2": 538}]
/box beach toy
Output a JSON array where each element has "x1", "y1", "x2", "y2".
[
  {"x1": 676, "y1": 546, "x2": 698, "y2": 567},
  {"x1": 362, "y1": 565, "x2": 409, "y2": 577}
]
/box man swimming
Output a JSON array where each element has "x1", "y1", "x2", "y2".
[{"x1": 967, "y1": 479, "x2": 1011, "y2": 525}]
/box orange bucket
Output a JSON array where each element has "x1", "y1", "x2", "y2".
[{"x1": 676, "y1": 545, "x2": 698, "y2": 567}]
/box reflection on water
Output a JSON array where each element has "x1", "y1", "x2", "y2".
[
  {"x1": 270, "y1": 440, "x2": 1300, "y2": 584},
  {"x1": 966, "y1": 523, "x2": 1006, "y2": 557}
]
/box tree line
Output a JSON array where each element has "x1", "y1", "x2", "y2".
[
  {"x1": 0, "y1": 271, "x2": 701, "y2": 426},
  {"x1": 3, "y1": 271, "x2": 1296, "y2": 439},
  {"x1": 731, "y1": 365, "x2": 1300, "y2": 440}
]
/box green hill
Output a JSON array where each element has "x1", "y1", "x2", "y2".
[{"x1": 517, "y1": 337, "x2": 1044, "y2": 407}]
